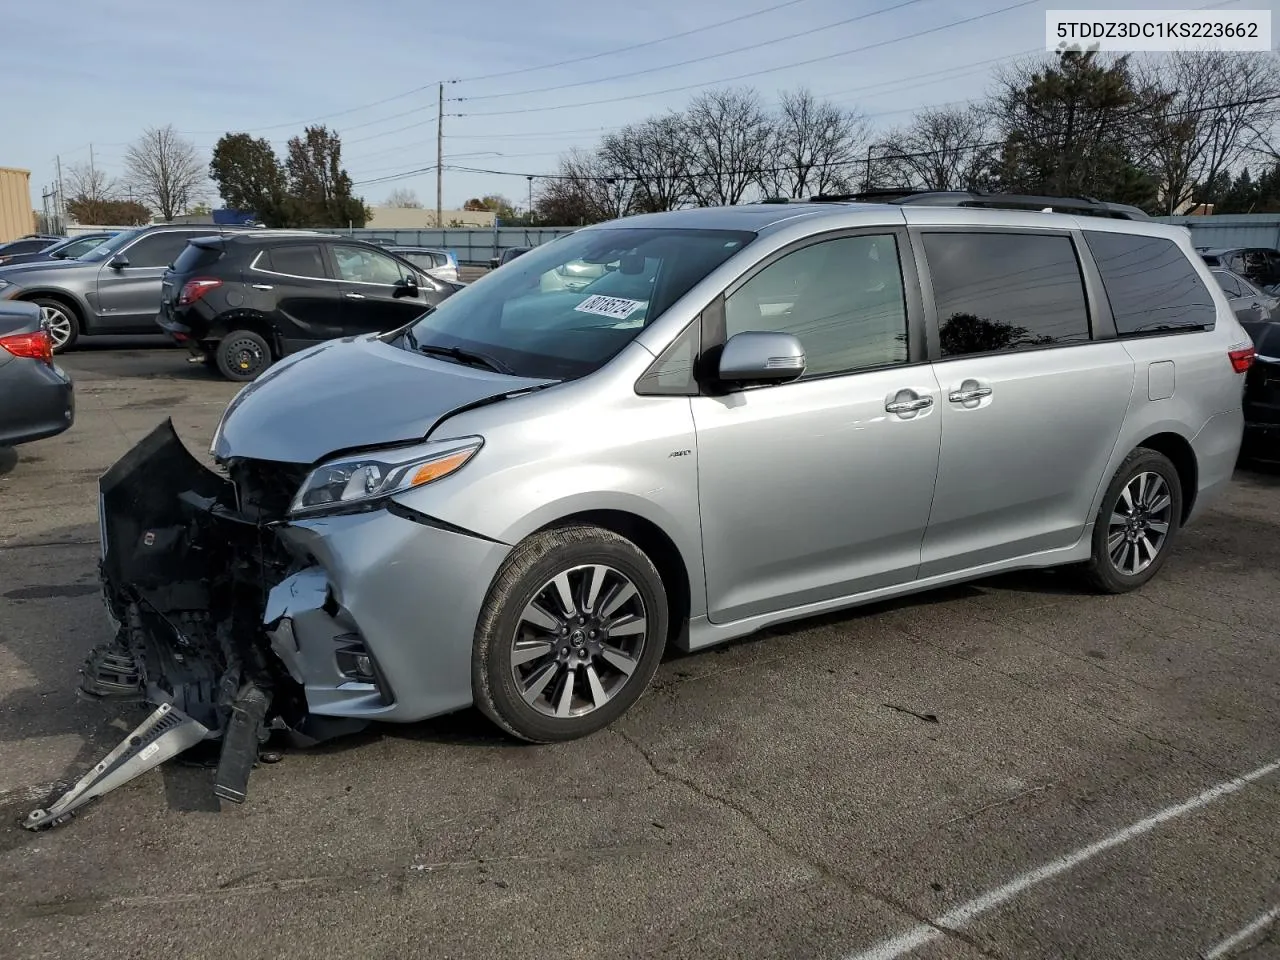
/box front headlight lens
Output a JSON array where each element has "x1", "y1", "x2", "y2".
[{"x1": 290, "y1": 437, "x2": 482, "y2": 516}]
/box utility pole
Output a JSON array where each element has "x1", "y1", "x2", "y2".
[
  {"x1": 55, "y1": 155, "x2": 64, "y2": 232},
  {"x1": 863, "y1": 143, "x2": 873, "y2": 193},
  {"x1": 526, "y1": 176, "x2": 533, "y2": 224},
  {"x1": 436, "y1": 82, "x2": 444, "y2": 229}
]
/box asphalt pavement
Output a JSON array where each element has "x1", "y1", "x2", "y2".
[{"x1": 2, "y1": 343, "x2": 1280, "y2": 960}]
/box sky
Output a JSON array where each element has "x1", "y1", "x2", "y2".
[{"x1": 2, "y1": 0, "x2": 1277, "y2": 215}]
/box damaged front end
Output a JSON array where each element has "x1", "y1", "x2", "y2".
[{"x1": 26, "y1": 419, "x2": 365, "y2": 829}]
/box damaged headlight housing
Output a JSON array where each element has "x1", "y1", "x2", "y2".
[{"x1": 290, "y1": 437, "x2": 483, "y2": 517}]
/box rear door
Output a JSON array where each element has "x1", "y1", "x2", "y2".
[
  {"x1": 95, "y1": 230, "x2": 197, "y2": 331},
  {"x1": 249, "y1": 243, "x2": 344, "y2": 351},
  {"x1": 913, "y1": 225, "x2": 1135, "y2": 577},
  {"x1": 330, "y1": 244, "x2": 432, "y2": 334}
]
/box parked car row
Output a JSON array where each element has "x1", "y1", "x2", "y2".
[{"x1": 0, "y1": 225, "x2": 467, "y2": 380}]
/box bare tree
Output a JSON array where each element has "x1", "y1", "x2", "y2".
[
  {"x1": 536, "y1": 148, "x2": 633, "y2": 225},
  {"x1": 761, "y1": 88, "x2": 864, "y2": 199},
  {"x1": 384, "y1": 187, "x2": 422, "y2": 208},
  {"x1": 64, "y1": 162, "x2": 117, "y2": 205},
  {"x1": 599, "y1": 115, "x2": 693, "y2": 213},
  {"x1": 1140, "y1": 52, "x2": 1280, "y2": 212},
  {"x1": 124, "y1": 125, "x2": 207, "y2": 221},
  {"x1": 877, "y1": 105, "x2": 993, "y2": 191},
  {"x1": 682, "y1": 88, "x2": 773, "y2": 206}
]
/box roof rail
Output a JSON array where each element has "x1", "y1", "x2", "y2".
[{"x1": 807, "y1": 189, "x2": 1151, "y2": 221}]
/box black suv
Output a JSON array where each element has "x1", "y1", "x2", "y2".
[{"x1": 157, "y1": 233, "x2": 463, "y2": 380}]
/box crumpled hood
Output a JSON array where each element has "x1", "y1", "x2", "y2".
[{"x1": 212, "y1": 335, "x2": 555, "y2": 463}]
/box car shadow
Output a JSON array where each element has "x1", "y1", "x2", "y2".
[{"x1": 0, "y1": 446, "x2": 17, "y2": 476}]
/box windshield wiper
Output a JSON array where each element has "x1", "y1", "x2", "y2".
[{"x1": 417, "y1": 343, "x2": 513, "y2": 375}]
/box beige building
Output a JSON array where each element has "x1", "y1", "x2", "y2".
[
  {"x1": 365, "y1": 206, "x2": 496, "y2": 229},
  {"x1": 0, "y1": 167, "x2": 35, "y2": 242}
]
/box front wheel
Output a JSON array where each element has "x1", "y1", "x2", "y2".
[
  {"x1": 1082, "y1": 448, "x2": 1183, "y2": 594},
  {"x1": 32, "y1": 299, "x2": 78, "y2": 353},
  {"x1": 473, "y1": 524, "x2": 669, "y2": 743},
  {"x1": 214, "y1": 329, "x2": 272, "y2": 381}
]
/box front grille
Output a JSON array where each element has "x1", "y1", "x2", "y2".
[{"x1": 225, "y1": 458, "x2": 309, "y2": 522}]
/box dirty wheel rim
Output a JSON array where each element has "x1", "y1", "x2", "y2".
[
  {"x1": 41, "y1": 306, "x2": 72, "y2": 348},
  {"x1": 1107, "y1": 471, "x2": 1173, "y2": 576},
  {"x1": 511, "y1": 564, "x2": 647, "y2": 719},
  {"x1": 225, "y1": 337, "x2": 265, "y2": 374}
]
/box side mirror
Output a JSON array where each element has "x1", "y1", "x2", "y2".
[
  {"x1": 488, "y1": 257, "x2": 500, "y2": 270},
  {"x1": 394, "y1": 274, "x2": 420, "y2": 298},
  {"x1": 717, "y1": 331, "x2": 806, "y2": 386},
  {"x1": 109, "y1": 254, "x2": 129, "y2": 269}
]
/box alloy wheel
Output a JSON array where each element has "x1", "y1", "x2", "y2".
[
  {"x1": 41, "y1": 305, "x2": 73, "y2": 349},
  {"x1": 510, "y1": 564, "x2": 648, "y2": 719},
  {"x1": 1106, "y1": 471, "x2": 1173, "y2": 576}
]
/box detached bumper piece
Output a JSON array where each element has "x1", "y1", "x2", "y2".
[
  {"x1": 30, "y1": 419, "x2": 312, "y2": 829},
  {"x1": 25, "y1": 704, "x2": 209, "y2": 830}
]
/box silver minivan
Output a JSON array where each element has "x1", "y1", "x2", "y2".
[{"x1": 88, "y1": 193, "x2": 1254, "y2": 786}]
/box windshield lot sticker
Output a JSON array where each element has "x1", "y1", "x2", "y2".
[{"x1": 575, "y1": 295, "x2": 646, "y2": 320}]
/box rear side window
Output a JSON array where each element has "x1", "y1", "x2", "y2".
[
  {"x1": 1084, "y1": 231, "x2": 1215, "y2": 335},
  {"x1": 923, "y1": 232, "x2": 1090, "y2": 358},
  {"x1": 1213, "y1": 271, "x2": 1242, "y2": 298},
  {"x1": 125, "y1": 231, "x2": 196, "y2": 268},
  {"x1": 172, "y1": 242, "x2": 222, "y2": 273},
  {"x1": 264, "y1": 244, "x2": 327, "y2": 278}
]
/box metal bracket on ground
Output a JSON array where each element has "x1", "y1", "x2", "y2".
[{"x1": 23, "y1": 703, "x2": 210, "y2": 830}]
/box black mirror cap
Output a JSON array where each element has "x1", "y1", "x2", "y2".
[
  {"x1": 717, "y1": 331, "x2": 806, "y2": 386},
  {"x1": 109, "y1": 254, "x2": 129, "y2": 269}
]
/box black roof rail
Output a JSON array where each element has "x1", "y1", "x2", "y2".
[{"x1": 806, "y1": 189, "x2": 1150, "y2": 221}]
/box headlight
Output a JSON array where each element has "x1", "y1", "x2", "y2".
[{"x1": 289, "y1": 437, "x2": 482, "y2": 517}]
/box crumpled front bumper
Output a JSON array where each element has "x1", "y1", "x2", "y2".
[{"x1": 93, "y1": 418, "x2": 511, "y2": 736}]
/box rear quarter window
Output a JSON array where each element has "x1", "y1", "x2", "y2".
[
  {"x1": 1084, "y1": 231, "x2": 1216, "y2": 336},
  {"x1": 172, "y1": 243, "x2": 223, "y2": 273}
]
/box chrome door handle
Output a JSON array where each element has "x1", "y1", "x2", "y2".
[
  {"x1": 344, "y1": 292, "x2": 366, "y2": 300},
  {"x1": 251, "y1": 283, "x2": 273, "y2": 290},
  {"x1": 885, "y1": 396, "x2": 933, "y2": 413},
  {"x1": 948, "y1": 386, "x2": 992, "y2": 403}
]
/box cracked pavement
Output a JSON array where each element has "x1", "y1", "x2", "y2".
[{"x1": 2, "y1": 340, "x2": 1279, "y2": 960}]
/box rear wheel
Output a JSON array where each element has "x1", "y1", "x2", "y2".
[
  {"x1": 1082, "y1": 448, "x2": 1182, "y2": 594},
  {"x1": 473, "y1": 524, "x2": 668, "y2": 743},
  {"x1": 214, "y1": 329, "x2": 272, "y2": 381},
  {"x1": 31, "y1": 299, "x2": 78, "y2": 353}
]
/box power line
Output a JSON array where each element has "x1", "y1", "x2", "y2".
[
  {"x1": 175, "y1": 0, "x2": 815, "y2": 138},
  {"x1": 449, "y1": 0, "x2": 816, "y2": 85},
  {"x1": 455, "y1": 0, "x2": 1043, "y2": 118},
  {"x1": 451, "y1": 0, "x2": 936, "y2": 103},
  {"x1": 434, "y1": 93, "x2": 1280, "y2": 184}
]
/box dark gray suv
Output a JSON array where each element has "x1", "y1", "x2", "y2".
[{"x1": 0, "y1": 225, "x2": 263, "y2": 352}]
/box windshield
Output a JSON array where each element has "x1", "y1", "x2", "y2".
[
  {"x1": 78, "y1": 228, "x2": 145, "y2": 262},
  {"x1": 407, "y1": 227, "x2": 754, "y2": 380}
]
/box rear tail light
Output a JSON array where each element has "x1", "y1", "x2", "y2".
[
  {"x1": 1229, "y1": 344, "x2": 1257, "y2": 373},
  {"x1": 178, "y1": 277, "x2": 222, "y2": 305},
  {"x1": 0, "y1": 329, "x2": 53, "y2": 365}
]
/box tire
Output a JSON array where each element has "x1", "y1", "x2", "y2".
[
  {"x1": 31, "y1": 298, "x2": 79, "y2": 354},
  {"x1": 214, "y1": 329, "x2": 272, "y2": 382},
  {"x1": 1082, "y1": 448, "x2": 1183, "y2": 594},
  {"x1": 473, "y1": 524, "x2": 669, "y2": 743}
]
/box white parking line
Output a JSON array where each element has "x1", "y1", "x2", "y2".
[
  {"x1": 845, "y1": 758, "x2": 1280, "y2": 960},
  {"x1": 1203, "y1": 905, "x2": 1280, "y2": 959}
]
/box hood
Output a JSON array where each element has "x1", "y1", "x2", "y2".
[
  {"x1": 0, "y1": 258, "x2": 86, "y2": 280},
  {"x1": 212, "y1": 335, "x2": 555, "y2": 464}
]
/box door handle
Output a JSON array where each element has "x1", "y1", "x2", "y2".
[
  {"x1": 345, "y1": 292, "x2": 366, "y2": 300},
  {"x1": 251, "y1": 283, "x2": 273, "y2": 290},
  {"x1": 885, "y1": 395, "x2": 933, "y2": 414},
  {"x1": 948, "y1": 386, "x2": 993, "y2": 403}
]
